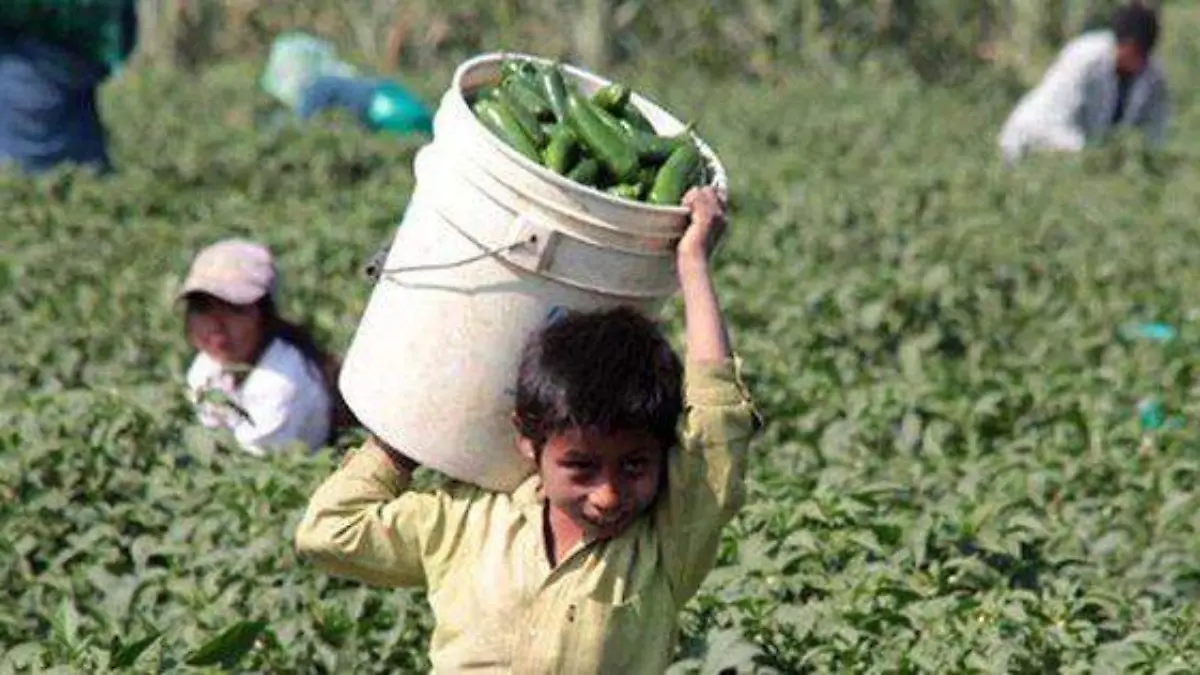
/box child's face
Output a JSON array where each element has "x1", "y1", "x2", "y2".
[
  {"x1": 531, "y1": 427, "x2": 664, "y2": 541},
  {"x1": 186, "y1": 296, "x2": 264, "y2": 367}
]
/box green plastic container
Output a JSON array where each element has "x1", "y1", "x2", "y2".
[{"x1": 367, "y1": 83, "x2": 434, "y2": 135}]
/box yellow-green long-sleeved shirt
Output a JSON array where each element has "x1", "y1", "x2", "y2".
[{"x1": 295, "y1": 358, "x2": 760, "y2": 674}]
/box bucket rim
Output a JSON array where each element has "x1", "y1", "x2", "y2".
[{"x1": 448, "y1": 51, "x2": 729, "y2": 221}]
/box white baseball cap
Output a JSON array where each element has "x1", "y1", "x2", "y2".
[{"x1": 178, "y1": 239, "x2": 277, "y2": 305}]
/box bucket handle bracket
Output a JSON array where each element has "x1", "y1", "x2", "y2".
[
  {"x1": 366, "y1": 214, "x2": 558, "y2": 282},
  {"x1": 499, "y1": 214, "x2": 560, "y2": 273}
]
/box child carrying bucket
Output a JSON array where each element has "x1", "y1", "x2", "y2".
[{"x1": 295, "y1": 186, "x2": 761, "y2": 673}]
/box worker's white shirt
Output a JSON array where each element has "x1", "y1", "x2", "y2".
[{"x1": 186, "y1": 338, "x2": 331, "y2": 456}]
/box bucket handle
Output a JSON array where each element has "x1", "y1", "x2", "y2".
[{"x1": 364, "y1": 232, "x2": 540, "y2": 282}]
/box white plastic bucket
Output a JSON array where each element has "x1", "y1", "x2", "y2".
[{"x1": 339, "y1": 52, "x2": 727, "y2": 492}]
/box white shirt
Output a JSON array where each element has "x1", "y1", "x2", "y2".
[
  {"x1": 998, "y1": 31, "x2": 1169, "y2": 164},
  {"x1": 186, "y1": 338, "x2": 332, "y2": 456}
]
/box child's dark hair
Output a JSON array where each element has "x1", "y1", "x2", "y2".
[
  {"x1": 257, "y1": 296, "x2": 359, "y2": 442},
  {"x1": 1112, "y1": 2, "x2": 1159, "y2": 55},
  {"x1": 515, "y1": 306, "x2": 683, "y2": 454}
]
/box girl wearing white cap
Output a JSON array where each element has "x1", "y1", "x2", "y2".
[{"x1": 179, "y1": 239, "x2": 350, "y2": 456}]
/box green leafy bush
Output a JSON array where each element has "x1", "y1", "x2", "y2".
[{"x1": 4, "y1": 9, "x2": 1200, "y2": 669}]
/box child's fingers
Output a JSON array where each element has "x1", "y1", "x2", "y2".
[
  {"x1": 682, "y1": 187, "x2": 700, "y2": 209},
  {"x1": 686, "y1": 187, "x2": 720, "y2": 216},
  {"x1": 701, "y1": 192, "x2": 725, "y2": 222}
]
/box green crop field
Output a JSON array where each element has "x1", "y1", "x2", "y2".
[{"x1": 5, "y1": 5, "x2": 1200, "y2": 673}]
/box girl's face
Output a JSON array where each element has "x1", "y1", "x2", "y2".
[{"x1": 186, "y1": 294, "x2": 265, "y2": 367}]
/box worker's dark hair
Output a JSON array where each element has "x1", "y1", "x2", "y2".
[
  {"x1": 514, "y1": 306, "x2": 683, "y2": 456},
  {"x1": 256, "y1": 296, "x2": 359, "y2": 442},
  {"x1": 1112, "y1": 2, "x2": 1160, "y2": 55}
]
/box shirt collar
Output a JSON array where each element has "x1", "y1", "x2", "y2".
[{"x1": 511, "y1": 472, "x2": 545, "y2": 524}]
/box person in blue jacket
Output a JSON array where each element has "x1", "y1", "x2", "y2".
[
  {"x1": 260, "y1": 33, "x2": 433, "y2": 137},
  {"x1": 0, "y1": 1, "x2": 138, "y2": 174},
  {"x1": 297, "y1": 75, "x2": 433, "y2": 135}
]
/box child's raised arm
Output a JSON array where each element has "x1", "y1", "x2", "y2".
[
  {"x1": 656, "y1": 187, "x2": 761, "y2": 604},
  {"x1": 676, "y1": 187, "x2": 732, "y2": 364}
]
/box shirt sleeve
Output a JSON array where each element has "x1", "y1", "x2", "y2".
[
  {"x1": 998, "y1": 39, "x2": 1094, "y2": 160},
  {"x1": 230, "y1": 384, "x2": 293, "y2": 456},
  {"x1": 186, "y1": 356, "x2": 234, "y2": 431},
  {"x1": 655, "y1": 357, "x2": 761, "y2": 605},
  {"x1": 1138, "y1": 74, "x2": 1169, "y2": 146},
  {"x1": 233, "y1": 356, "x2": 331, "y2": 454},
  {"x1": 233, "y1": 376, "x2": 328, "y2": 455},
  {"x1": 294, "y1": 443, "x2": 469, "y2": 588}
]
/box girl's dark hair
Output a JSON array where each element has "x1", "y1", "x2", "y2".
[
  {"x1": 1112, "y1": 2, "x2": 1159, "y2": 54},
  {"x1": 514, "y1": 306, "x2": 683, "y2": 453},
  {"x1": 257, "y1": 296, "x2": 358, "y2": 443}
]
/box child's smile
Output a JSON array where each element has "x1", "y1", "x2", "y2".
[{"x1": 533, "y1": 427, "x2": 665, "y2": 559}]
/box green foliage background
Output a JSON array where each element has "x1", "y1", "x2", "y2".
[{"x1": 4, "y1": 2, "x2": 1200, "y2": 673}]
